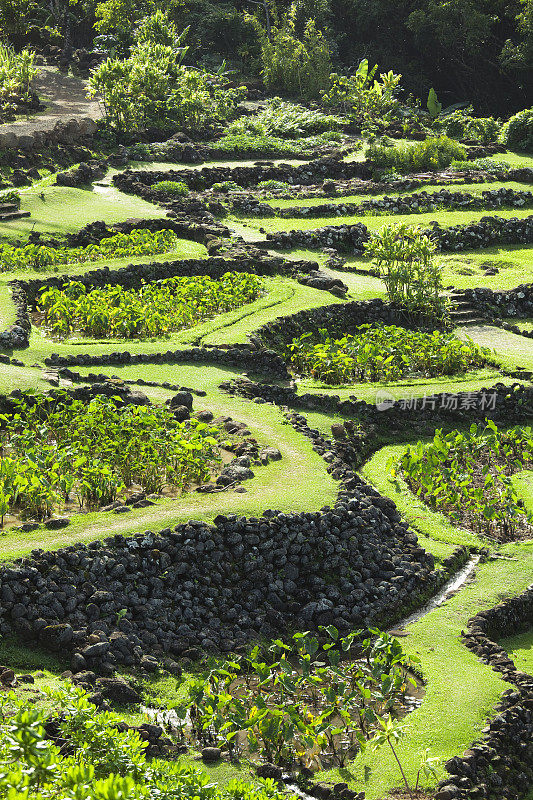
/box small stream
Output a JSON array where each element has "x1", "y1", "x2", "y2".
[{"x1": 392, "y1": 554, "x2": 481, "y2": 630}]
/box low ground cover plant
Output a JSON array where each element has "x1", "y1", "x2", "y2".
[
  {"x1": 226, "y1": 98, "x2": 345, "y2": 138},
  {"x1": 179, "y1": 627, "x2": 418, "y2": 768},
  {"x1": 210, "y1": 130, "x2": 342, "y2": 158},
  {"x1": 38, "y1": 272, "x2": 263, "y2": 339},
  {"x1": 366, "y1": 136, "x2": 466, "y2": 173},
  {"x1": 394, "y1": 421, "x2": 533, "y2": 541},
  {"x1": 0, "y1": 229, "x2": 177, "y2": 272},
  {"x1": 0, "y1": 686, "x2": 291, "y2": 800},
  {"x1": 151, "y1": 180, "x2": 189, "y2": 196},
  {"x1": 287, "y1": 324, "x2": 488, "y2": 385},
  {"x1": 0, "y1": 394, "x2": 225, "y2": 522}
]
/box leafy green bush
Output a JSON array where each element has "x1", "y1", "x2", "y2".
[
  {"x1": 500, "y1": 107, "x2": 533, "y2": 152},
  {"x1": 0, "y1": 42, "x2": 36, "y2": 115},
  {"x1": 321, "y1": 60, "x2": 402, "y2": 130},
  {"x1": 152, "y1": 180, "x2": 189, "y2": 196},
  {"x1": 0, "y1": 229, "x2": 177, "y2": 272},
  {"x1": 434, "y1": 109, "x2": 500, "y2": 143},
  {"x1": 0, "y1": 686, "x2": 294, "y2": 800},
  {"x1": 366, "y1": 136, "x2": 467, "y2": 173},
  {"x1": 257, "y1": 179, "x2": 292, "y2": 191},
  {"x1": 226, "y1": 98, "x2": 345, "y2": 138},
  {"x1": 287, "y1": 324, "x2": 488, "y2": 385},
  {"x1": 38, "y1": 273, "x2": 263, "y2": 339},
  {"x1": 212, "y1": 181, "x2": 242, "y2": 192},
  {"x1": 364, "y1": 223, "x2": 447, "y2": 319},
  {"x1": 0, "y1": 188, "x2": 21, "y2": 207},
  {"x1": 395, "y1": 421, "x2": 533, "y2": 540},
  {"x1": 89, "y1": 18, "x2": 245, "y2": 133},
  {"x1": 0, "y1": 393, "x2": 225, "y2": 520}
]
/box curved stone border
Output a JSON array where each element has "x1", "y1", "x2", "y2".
[
  {"x1": 262, "y1": 214, "x2": 533, "y2": 253},
  {"x1": 45, "y1": 345, "x2": 291, "y2": 380},
  {"x1": 435, "y1": 586, "x2": 533, "y2": 800},
  {"x1": 234, "y1": 187, "x2": 533, "y2": 219}
]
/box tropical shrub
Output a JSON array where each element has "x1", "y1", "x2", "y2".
[
  {"x1": 366, "y1": 136, "x2": 467, "y2": 173},
  {"x1": 394, "y1": 421, "x2": 533, "y2": 540},
  {"x1": 433, "y1": 108, "x2": 500, "y2": 143},
  {"x1": 0, "y1": 42, "x2": 36, "y2": 116},
  {"x1": 364, "y1": 223, "x2": 447, "y2": 319},
  {"x1": 0, "y1": 686, "x2": 293, "y2": 800},
  {"x1": 0, "y1": 229, "x2": 177, "y2": 272},
  {"x1": 260, "y1": 17, "x2": 332, "y2": 99},
  {"x1": 38, "y1": 273, "x2": 263, "y2": 339},
  {"x1": 226, "y1": 97, "x2": 345, "y2": 138},
  {"x1": 287, "y1": 325, "x2": 489, "y2": 385},
  {"x1": 321, "y1": 60, "x2": 402, "y2": 130},
  {"x1": 500, "y1": 107, "x2": 533, "y2": 152},
  {"x1": 0, "y1": 188, "x2": 21, "y2": 207},
  {"x1": 89, "y1": 14, "x2": 245, "y2": 133},
  {"x1": 182, "y1": 627, "x2": 417, "y2": 767},
  {"x1": 152, "y1": 180, "x2": 189, "y2": 196},
  {"x1": 257, "y1": 179, "x2": 291, "y2": 191},
  {"x1": 0, "y1": 394, "x2": 225, "y2": 521}
]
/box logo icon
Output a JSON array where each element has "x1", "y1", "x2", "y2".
[{"x1": 376, "y1": 390, "x2": 396, "y2": 411}]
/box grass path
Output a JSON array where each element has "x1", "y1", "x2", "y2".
[{"x1": 457, "y1": 324, "x2": 533, "y2": 372}]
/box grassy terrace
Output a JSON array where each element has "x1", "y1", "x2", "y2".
[{"x1": 0, "y1": 140, "x2": 531, "y2": 800}]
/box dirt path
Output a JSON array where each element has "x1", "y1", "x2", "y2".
[{"x1": 0, "y1": 67, "x2": 103, "y2": 136}]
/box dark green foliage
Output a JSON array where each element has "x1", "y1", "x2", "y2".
[
  {"x1": 0, "y1": 394, "x2": 225, "y2": 520},
  {"x1": 38, "y1": 273, "x2": 263, "y2": 339},
  {"x1": 501, "y1": 107, "x2": 533, "y2": 152},
  {"x1": 152, "y1": 180, "x2": 189, "y2": 196}
]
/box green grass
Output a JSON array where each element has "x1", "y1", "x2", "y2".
[
  {"x1": 0, "y1": 283, "x2": 16, "y2": 330},
  {"x1": 284, "y1": 244, "x2": 533, "y2": 293},
  {"x1": 0, "y1": 182, "x2": 167, "y2": 241},
  {"x1": 266, "y1": 180, "x2": 533, "y2": 209},
  {"x1": 456, "y1": 324, "x2": 533, "y2": 372},
  {"x1": 316, "y1": 544, "x2": 533, "y2": 798},
  {"x1": 499, "y1": 628, "x2": 533, "y2": 675},
  {"x1": 231, "y1": 206, "x2": 533, "y2": 237},
  {"x1": 511, "y1": 470, "x2": 533, "y2": 515}
]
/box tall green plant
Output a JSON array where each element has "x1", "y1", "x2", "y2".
[{"x1": 364, "y1": 223, "x2": 447, "y2": 319}]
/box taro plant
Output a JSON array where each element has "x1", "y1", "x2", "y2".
[
  {"x1": 287, "y1": 324, "x2": 489, "y2": 385},
  {"x1": 38, "y1": 272, "x2": 263, "y2": 340},
  {"x1": 181, "y1": 627, "x2": 418, "y2": 769},
  {"x1": 0, "y1": 229, "x2": 178, "y2": 272},
  {"x1": 394, "y1": 420, "x2": 533, "y2": 540},
  {"x1": 0, "y1": 394, "x2": 227, "y2": 521}
]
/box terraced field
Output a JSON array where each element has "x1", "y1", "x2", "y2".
[{"x1": 0, "y1": 139, "x2": 531, "y2": 800}]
